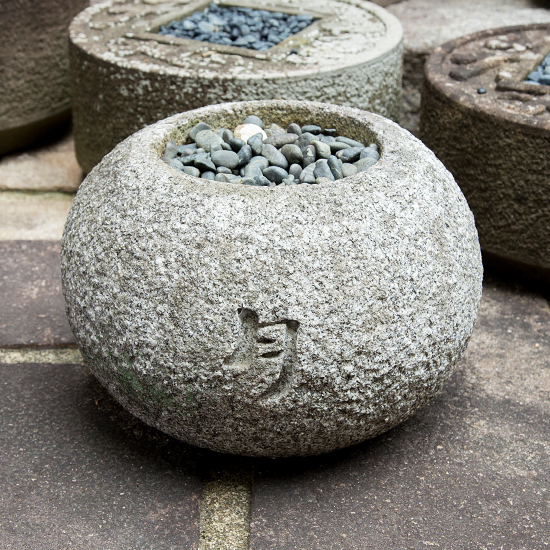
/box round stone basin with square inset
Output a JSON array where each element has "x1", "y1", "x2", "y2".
[
  {"x1": 61, "y1": 100, "x2": 482, "y2": 457},
  {"x1": 69, "y1": 0, "x2": 403, "y2": 174},
  {"x1": 421, "y1": 24, "x2": 550, "y2": 285}
]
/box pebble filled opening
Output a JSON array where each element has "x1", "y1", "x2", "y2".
[
  {"x1": 158, "y1": 2, "x2": 317, "y2": 51},
  {"x1": 161, "y1": 115, "x2": 380, "y2": 185}
]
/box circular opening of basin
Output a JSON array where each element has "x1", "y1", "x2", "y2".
[{"x1": 160, "y1": 113, "x2": 380, "y2": 186}]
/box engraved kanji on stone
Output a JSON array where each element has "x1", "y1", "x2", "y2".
[{"x1": 223, "y1": 308, "x2": 300, "y2": 400}]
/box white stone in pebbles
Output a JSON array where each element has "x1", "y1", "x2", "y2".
[{"x1": 234, "y1": 123, "x2": 267, "y2": 142}]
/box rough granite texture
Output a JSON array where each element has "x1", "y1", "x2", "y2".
[
  {"x1": 69, "y1": 0, "x2": 403, "y2": 173},
  {"x1": 421, "y1": 25, "x2": 550, "y2": 281},
  {"x1": 387, "y1": 0, "x2": 550, "y2": 134},
  {"x1": 61, "y1": 100, "x2": 483, "y2": 457},
  {"x1": 0, "y1": 0, "x2": 88, "y2": 155}
]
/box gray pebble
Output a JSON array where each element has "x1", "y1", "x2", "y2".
[
  {"x1": 369, "y1": 143, "x2": 378, "y2": 151},
  {"x1": 267, "y1": 123, "x2": 285, "y2": 136},
  {"x1": 244, "y1": 115, "x2": 263, "y2": 128},
  {"x1": 341, "y1": 163, "x2": 358, "y2": 177},
  {"x1": 229, "y1": 137, "x2": 245, "y2": 152},
  {"x1": 181, "y1": 153, "x2": 205, "y2": 166},
  {"x1": 221, "y1": 142, "x2": 232, "y2": 151},
  {"x1": 315, "y1": 177, "x2": 333, "y2": 184},
  {"x1": 312, "y1": 140, "x2": 331, "y2": 159},
  {"x1": 263, "y1": 165, "x2": 288, "y2": 184},
  {"x1": 195, "y1": 157, "x2": 217, "y2": 172},
  {"x1": 296, "y1": 132, "x2": 315, "y2": 152},
  {"x1": 354, "y1": 156, "x2": 377, "y2": 172},
  {"x1": 182, "y1": 166, "x2": 200, "y2": 177},
  {"x1": 215, "y1": 173, "x2": 231, "y2": 182},
  {"x1": 303, "y1": 145, "x2": 316, "y2": 167},
  {"x1": 237, "y1": 144, "x2": 252, "y2": 167},
  {"x1": 165, "y1": 157, "x2": 183, "y2": 170},
  {"x1": 289, "y1": 163, "x2": 302, "y2": 179},
  {"x1": 317, "y1": 135, "x2": 335, "y2": 144},
  {"x1": 302, "y1": 124, "x2": 321, "y2": 135},
  {"x1": 287, "y1": 123, "x2": 302, "y2": 136},
  {"x1": 337, "y1": 146, "x2": 365, "y2": 163},
  {"x1": 299, "y1": 167, "x2": 316, "y2": 184},
  {"x1": 313, "y1": 159, "x2": 335, "y2": 181},
  {"x1": 189, "y1": 122, "x2": 212, "y2": 141},
  {"x1": 195, "y1": 130, "x2": 224, "y2": 152},
  {"x1": 164, "y1": 141, "x2": 178, "y2": 159},
  {"x1": 248, "y1": 156, "x2": 269, "y2": 170},
  {"x1": 264, "y1": 133, "x2": 299, "y2": 148},
  {"x1": 211, "y1": 150, "x2": 240, "y2": 169},
  {"x1": 254, "y1": 175, "x2": 271, "y2": 186},
  {"x1": 243, "y1": 163, "x2": 267, "y2": 178},
  {"x1": 328, "y1": 156, "x2": 343, "y2": 180},
  {"x1": 201, "y1": 171, "x2": 216, "y2": 180},
  {"x1": 247, "y1": 133, "x2": 264, "y2": 156},
  {"x1": 360, "y1": 148, "x2": 379, "y2": 161},
  {"x1": 262, "y1": 144, "x2": 289, "y2": 169},
  {"x1": 336, "y1": 136, "x2": 364, "y2": 148},
  {"x1": 178, "y1": 143, "x2": 197, "y2": 155},
  {"x1": 282, "y1": 175, "x2": 296, "y2": 185},
  {"x1": 329, "y1": 142, "x2": 350, "y2": 154},
  {"x1": 242, "y1": 177, "x2": 256, "y2": 186},
  {"x1": 216, "y1": 166, "x2": 233, "y2": 174},
  {"x1": 280, "y1": 144, "x2": 303, "y2": 165},
  {"x1": 222, "y1": 129, "x2": 234, "y2": 143}
]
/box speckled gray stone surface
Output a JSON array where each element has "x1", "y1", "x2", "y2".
[{"x1": 61, "y1": 100, "x2": 483, "y2": 457}]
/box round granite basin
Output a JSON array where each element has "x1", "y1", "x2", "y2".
[
  {"x1": 0, "y1": 0, "x2": 88, "y2": 155},
  {"x1": 69, "y1": 0, "x2": 403, "y2": 173},
  {"x1": 61, "y1": 100, "x2": 482, "y2": 457}
]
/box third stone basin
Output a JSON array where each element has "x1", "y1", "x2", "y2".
[{"x1": 61, "y1": 100, "x2": 482, "y2": 457}]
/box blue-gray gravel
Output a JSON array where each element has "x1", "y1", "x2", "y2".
[
  {"x1": 524, "y1": 52, "x2": 550, "y2": 86},
  {"x1": 159, "y1": 3, "x2": 316, "y2": 52},
  {"x1": 161, "y1": 117, "x2": 380, "y2": 186}
]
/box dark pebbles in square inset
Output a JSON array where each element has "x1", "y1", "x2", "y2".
[{"x1": 158, "y1": 2, "x2": 316, "y2": 51}]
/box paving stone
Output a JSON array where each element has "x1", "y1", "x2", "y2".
[
  {"x1": 0, "y1": 129, "x2": 82, "y2": 192},
  {"x1": 249, "y1": 278, "x2": 550, "y2": 549},
  {"x1": 0, "y1": 241, "x2": 74, "y2": 346},
  {"x1": 0, "y1": 192, "x2": 73, "y2": 240},
  {"x1": 0, "y1": 364, "x2": 201, "y2": 550}
]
